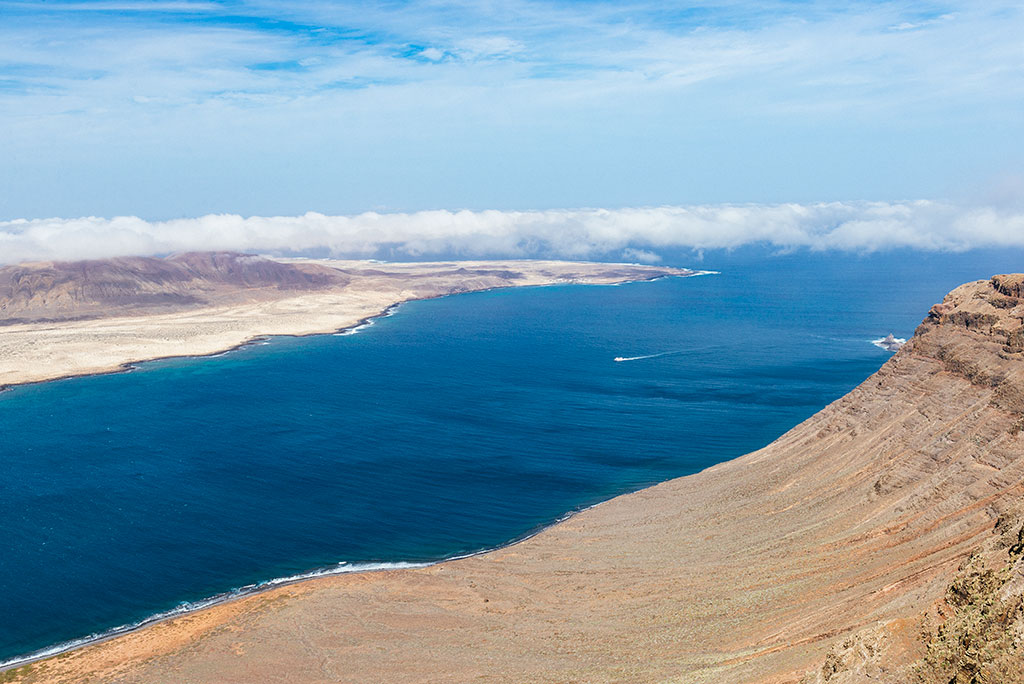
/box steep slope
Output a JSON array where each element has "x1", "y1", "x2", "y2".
[
  {"x1": 4, "y1": 275, "x2": 1024, "y2": 684},
  {"x1": 802, "y1": 506, "x2": 1024, "y2": 683}
]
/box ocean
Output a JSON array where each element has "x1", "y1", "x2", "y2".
[{"x1": 1, "y1": 248, "x2": 1022, "y2": 665}]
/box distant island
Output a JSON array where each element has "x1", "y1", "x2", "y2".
[
  {"x1": 2, "y1": 268, "x2": 1022, "y2": 683},
  {"x1": 0, "y1": 253, "x2": 692, "y2": 389}
]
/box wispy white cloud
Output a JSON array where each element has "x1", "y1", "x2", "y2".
[
  {"x1": 3, "y1": 2, "x2": 1022, "y2": 119},
  {"x1": 621, "y1": 247, "x2": 662, "y2": 264},
  {"x1": 2, "y1": 201, "x2": 1022, "y2": 265},
  {"x1": 1, "y1": 2, "x2": 1022, "y2": 217},
  {"x1": 0, "y1": 1, "x2": 220, "y2": 11}
]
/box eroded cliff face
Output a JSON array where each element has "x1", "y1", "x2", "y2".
[
  {"x1": 802, "y1": 509, "x2": 1024, "y2": 684},
  {"x1": 4, "y1": 275, "x2": 1024, "y2": 684},
  {"x1": 801, "y1": 277, "x2": 1024, "y2": 683},
  {"x1": 917, "y1": 276, "x2": 1024, "y2": 433}
]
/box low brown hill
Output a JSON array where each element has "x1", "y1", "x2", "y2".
[{"x1": 0, "y1": 252, "x2": 344, "y2": 324}]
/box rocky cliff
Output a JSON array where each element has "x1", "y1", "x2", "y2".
[{"x1": 801, "y1": 276, "x2": 1024, "y2": 683}]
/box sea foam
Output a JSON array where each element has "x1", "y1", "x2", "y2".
[{"x1": 0, "y1": 560, "x2": 429, "y2": 672}]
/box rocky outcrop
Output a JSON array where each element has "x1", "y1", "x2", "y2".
[
  {"x1": 802, "y1": 508, "x2": 1024, "y2": 684},
  {"x1": 993, "y1": 274, "x2": 1024, "y2": 300},
  {"x1": 915, "y1": 277, "x2": 1024, "y2": 428}
]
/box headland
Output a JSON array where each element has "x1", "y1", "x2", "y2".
[{"x1": 0, "y1": 254, "x2": 692, "y2": 389}]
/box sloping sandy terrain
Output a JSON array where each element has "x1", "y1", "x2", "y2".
[
  {"x1": 4, "y1": 274, "x2": 1024, "y2": 684},
  {"x1": 0, "y1": 255, "x2": 688, "y2": 388}
]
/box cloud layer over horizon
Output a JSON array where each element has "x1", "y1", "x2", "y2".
[{"x1": 2, "y1": 201, "x2": 1023, "y2": 266}]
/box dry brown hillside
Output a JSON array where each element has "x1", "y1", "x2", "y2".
[
  {"x1": 0, "y1": 252, "x2": 344, "y2": 324},
  {"x1": 3, "y1": 274, "x2": 1024, "y2": 684}
]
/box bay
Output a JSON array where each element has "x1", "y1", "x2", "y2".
[{"x1": 1, "y1": 248, "x2": 1021, "y2": 663}]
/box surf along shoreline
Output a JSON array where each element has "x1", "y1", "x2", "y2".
[
  {"x1": 0, "y1": 268, "x2": 711, "y2": 673},
  {"x1": 0, "y1": 502, "x2": 601, "y2": 674}
]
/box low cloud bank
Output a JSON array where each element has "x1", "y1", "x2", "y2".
[{"x1": 1, "y1": 201, "x2": 1023, "y2": 265}]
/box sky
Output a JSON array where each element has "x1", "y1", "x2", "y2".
[{"x1": 1, "y1": 1, "x2": 1023, "y2": 261}]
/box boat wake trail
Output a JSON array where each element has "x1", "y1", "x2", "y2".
[{"x1": 614, "y1": 351, "x2": 682, "y2": 362}]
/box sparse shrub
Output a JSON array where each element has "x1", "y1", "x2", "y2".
[{"x1": 915, "y1": 552, "x2": 1024, "y2": 683}]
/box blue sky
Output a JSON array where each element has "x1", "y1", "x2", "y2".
[{"x1": 1, "y1": 1, "x2": 1022, "y2": 228}]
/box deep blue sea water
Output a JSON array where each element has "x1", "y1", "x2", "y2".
[{"x1": 1, "y1": 248, "x2": 1023, "y2": 664}]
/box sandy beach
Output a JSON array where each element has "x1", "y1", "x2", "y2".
[
  {"x1": 3, "y1": 275, "x2": 1023, "y2": 683},
  {"x1": 0, "y1": 258, "x2": 689, "y2": 389}
]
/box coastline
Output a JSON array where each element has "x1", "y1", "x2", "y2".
[
  {"x1": 0, "y1": 259, "x2": 696, "y2": 392},
  {"x1": 0, "y1": 502, "x2": 601, "y2": 674}
]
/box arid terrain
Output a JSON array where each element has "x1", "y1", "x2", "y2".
[
  {"x1": 0, "y1": 253, "x2": 689, "y2": 388},
  {"x1": 3, "y1": 271, "x2": 1023, "y2": 684}
]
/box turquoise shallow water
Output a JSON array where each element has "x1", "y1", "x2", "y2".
[{"x1": 1, "y1": 249, "x2": 1022, "y2": 664}]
